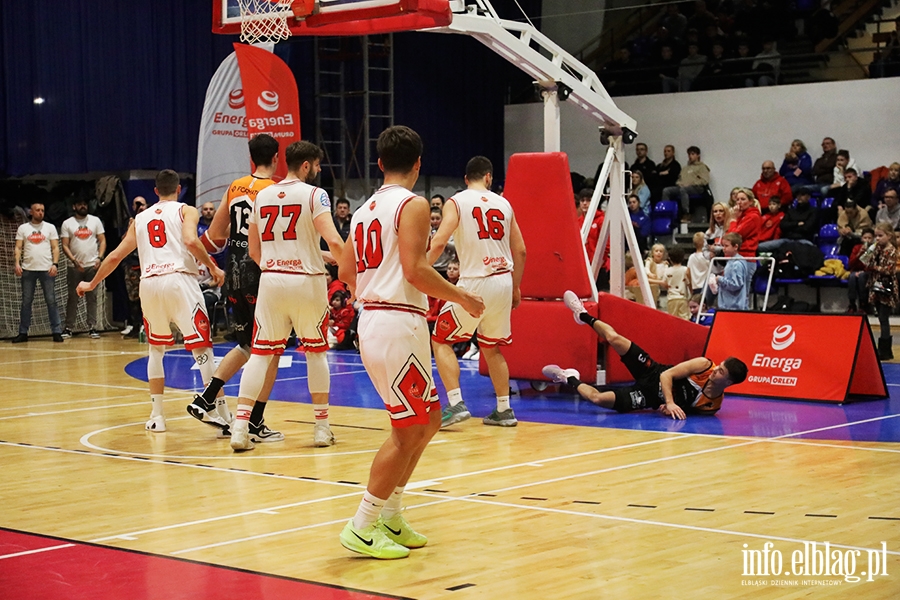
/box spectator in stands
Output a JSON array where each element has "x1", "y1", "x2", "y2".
[
  {"x1": 758, "y1": 197, "x2": 784, "y2": 243},
  {"x1": 760, "y1": 189, "x2": 817, "y2": 252},
  {"x1": 869, "y1": 16, "x2": 900, "y2": 78},
  {"x1": 430, "y1": 194, "x2": 445, "y2": 211},
  {"x1": 430, "y1": 206, "x2": 457, "y2": 278},
  {"x1": 747, "y1": 39, "x2": 780, "y2": 86},
  {"x1": 727, "y1": 187, "x2": 741, "y2": 209},
  {"x1": 704, "y1": 202, "x2": 732, "y2": 268},
  {"x1": 661, "y1": 4, "x2": 688, "y2": 41},
  {"x1": 837, "y1": 200, "x2": 873, "y2": 256},
  {"x1": 665, "y1": 246, "x2": 690, "y2": 319},
  {"x1": 689, "y1": 293, "x2": 714, "y2": 326},
  {"x1": 631, "y1": 143, "x2": 656, "y2": 187},
  {"x1": 833, "y1": 168, "x2": 870, "y2": 213},
  {"x1": 678, "y1": 43, "x2": 707, "y2": 91},
  {"x1": 846, "y1": 227, "x2": 874, "y2": 314},
  {"x1": 875, "y1": 189, "x2": 900, "y2": 228},
  {"x1": 867, "y1": 222, "x2": 898, "y2": 360},
  {"x1": 329, "y1": 289, "x2": 357, "y2": 350},
  {"x1": 576, "y1": 188, "x2": 604, "y2": 262},
  {"x1": 652, "y1": 145, "x2": 681, "y2": 200},
  {"x1": 196, "y1": 259, "x2": 221, "y2": 332},
  {"x1": 631, "y1": 171, "x2": 652, "y2": 215},
  {"x1": 332, "y1": 197, "x2": 352, "y2": 241},
  {"x1": 696, "y1": 39, "x2": 729, "y2": 90},
  {"x1": 810, "y1": 137, "x2": 838, "y2": 195},
  {"x1": 120, "y1": 196, "x2": 147, "y2": 338},
  {"x1": 711, "y1": 233, "x2": 750, "y2": 310},
  {"x1": 873, "y1": 162, "x2": 900, "y2": 211},
  {"x1": 655, "y1": 45, "x2": 680, "y2": 94},
  {"x1": 753, "y1": 160, "x2": 792, "y2": 208},
  {"x1": 198, "y1": 202, "x2": 215, "y2": 233},
  {"x1": 662, "y1": 145, "x2": 710, "y2": 223},
  {"x1": 603, "y1": 47, "x2": 642, "y2": 96},
  {"x1": 829, "y1": 150, "x2": 857, "y2": 191},
  {"x1": 628, "y1": 194, "x2": 650, "y2": 254},
  {"x1": 13, "y1": 202, "x2": 64, "y2": 343},
  {"x1": 727, "y1": 189, "x2": 761, "y2": 270},
  {"x1": 688, "y1": 1, "x2": 717, "y2": 34},
  {"x1": 779, "y1": 139, "x2": 814, "y2": 193},
  {"x1": 688, "y1": 232, "x2": 711, "y2": 295},
  {"x1": 726, "y1": 39, "x2": 755, "y2": 88},
  {"x1": 644, "y1": 242, "x2": 669, "y2": 307}
]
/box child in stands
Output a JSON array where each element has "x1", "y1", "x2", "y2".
[
  {"x1": 665, "y1": 246, "x2": 690, "y2": 319},
  {"x1": 758, "y1": 197, "x2": 784, "y2": 243},
  {"x1": 687, "y1": 232, "x2": 710, "y2": 295}
]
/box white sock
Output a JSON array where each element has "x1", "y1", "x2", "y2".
[
  {"x1": 353, "y1": 491, "x2": 386, "y2": 530},
  {"x1": 447, "y1": 388, "x2": 463, "y2": 407},
  {"x1": 235, "y1": 403, "x2": 252, "y2": 422},
  {"x1": 381, "y1": 486, "x2": 405, "y2": 520},
  {"x1": 314, "y1": 403, "x2": 330, "y2": 427},
  {"x1": 216, "y1": 396, "x2": 232, "y2": 421},
  {"x1": 497, "y1": 395, "x2": 510, "y2": 412},
  {"x1": 150, "y1": 394, "x2": 165, "y2": 418}
]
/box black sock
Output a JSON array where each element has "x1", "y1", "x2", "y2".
[
  {"x1": 578, "y1": 313, "x2": 597, "y2": 327},
  {"x1": 250, "y1": 401, "x2": 267, "y2": 427},
  {"x1": 566, "y1": 376, "x2": 582, "y2": 388},
  {"x1": 201, "y1": 377, "x2": 225, "y2": 404}
]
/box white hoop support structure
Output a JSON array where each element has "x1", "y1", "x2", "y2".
[{"x1": 237, "y1": 0, "x2": 295, "y2": 44}]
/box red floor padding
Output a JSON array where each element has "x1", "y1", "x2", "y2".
[{"x1": 0, "y1": 528, "x2": 408, "y2": 600}]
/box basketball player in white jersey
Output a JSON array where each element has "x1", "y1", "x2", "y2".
[
  {"x1": 228, "y1": 141, "x2": 345, "y2": 451},
  {"x1": 188, "y1": 134, "x2": 282, "y2": 443},
  {"x1": 77, "y1": 170, "x2": 224, "y2": 432},
  {"x1": 428, "y1": 156, "x2": 527, "y2": 427},
  {"x1": 336, "y1": 126, "x2": 484, "y2": 559}
]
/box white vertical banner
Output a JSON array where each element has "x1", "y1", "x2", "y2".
[{"x1": 195, "y1": 43, "x2": 275, "y2": 207}]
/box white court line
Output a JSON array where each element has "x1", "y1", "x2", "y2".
[
  {"x1": 769, "y1": 438, "x2": 900, "y2": 454},
  {"x1": 0, "y1": 376, "x2": 147, "y2": 392},
  {"x1": 0, "y1": 346, "x2": 145, "y2": 357},
  {"x1": 0, "y1": 544, "x2": 75, "y2": 560},
  {"x1": 0, "y1": 395, "x2": 194, "y2": 421},
  {"x1": 91, "y1": 491, "x2": 363, "y2": 543},
  {"x1": 0, "y1": 393, "x2": 140, "y2": 412},
  {"x1": 171, "y1": 517, "x2": 349, "y2": 555},
  {"x1": 78, "y1": 419, "x2": 381, "y2": 460}
]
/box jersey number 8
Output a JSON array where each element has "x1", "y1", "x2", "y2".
[{"x1": 147, "y1": 220, "x2": 167, "y2": 248}]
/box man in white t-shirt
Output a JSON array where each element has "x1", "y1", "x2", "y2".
[
  {"x1": 61, "y1": 198, "x2": 106, "y2": 338},
  {"x1": 14, "y1": 203, "x2": 63, "y2": 343}
]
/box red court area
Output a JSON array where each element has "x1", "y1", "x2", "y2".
[{"x1": 0, "y1": 528, "x2": 407, "y2": 600}]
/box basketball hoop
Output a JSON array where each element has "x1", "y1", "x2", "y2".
[{"x1": 237, "y1": 0, "x2": 295, "y2": 44}]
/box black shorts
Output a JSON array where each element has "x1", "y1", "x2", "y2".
[
  {"x1": 611, "y1": 342, "x2": 671, "y2": 413},
  {"x1": 226, "y1": 289, "x2": 258, "y2": 348}
]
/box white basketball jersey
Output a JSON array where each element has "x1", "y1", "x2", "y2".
[
  {"x1": 135, "y1": 201, "x2": 198, "y2": 278},
  {"x1": 351, "y1": 185, "x2": 428, "y2": 315},
  {"x1": 251, "y1": 179, "x2": 331, "y2": 275},
  {"x1": 448, "y1": 188, "x2": 515, "y2": 278}
]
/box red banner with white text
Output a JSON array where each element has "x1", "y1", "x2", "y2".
[
  {"x1": 234, "y1": 43, "x2": 301, "y2": 181},
  {"x1": 704, "y1": 311, "x2": 887, "y2": 403}
]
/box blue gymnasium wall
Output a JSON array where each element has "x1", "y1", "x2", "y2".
[{"x1": 0, "y1": 0, "x2": 539, "y2": 180}]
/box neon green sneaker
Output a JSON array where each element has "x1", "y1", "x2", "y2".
[
  {"x1": 377, "y1": 513, "x2": 427, "y2": 548},
  {"x1": 339, "y1": 520, "x2": 410, "y2": 559}
]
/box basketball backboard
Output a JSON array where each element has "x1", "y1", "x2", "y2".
[{"x1": 213, "y1": 0, "x2": 453, "y2": 37}]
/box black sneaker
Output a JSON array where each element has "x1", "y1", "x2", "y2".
[
  {"x1": 11, "y1": 334, "x2": 28, "y2": 344},
  {"x1": 186, "y1": 394, "x2": 229, "y2": 430},
  {"x1": 61, "y1": 328, "x2": 73, "y2": 339},
  {"x1": 52, "y1": 333, "x2": 64, "y2": 343},
  {"x1": 89, "y1": 329, "x2": 100, "y2": 339}
]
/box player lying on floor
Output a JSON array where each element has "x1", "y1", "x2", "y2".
[{"x1": 542, "y1": 291, "x2": 748, "y2": 420}]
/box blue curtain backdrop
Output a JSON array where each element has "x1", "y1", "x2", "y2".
[{"x1": 0, "y1": 0, "x2": 540, "y2": 179}]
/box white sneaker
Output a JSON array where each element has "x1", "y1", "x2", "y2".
[
  {"x1": 313, "y1": 423, "x2": 336, "y2": 447},
  {"x1": 120, "y1": 325, "x2": 133, "y2": 336},
  {"x1": 563, "y1": 290, "x2": 587, "y2": 325},
  {"x1": 461, "y1": 343, "x2": 478, "y2": 360},
  {"x1": 466, "y1": 350, "x2": 480, "y2": 361},
  {"x1": 230, "y1": 420, "x2": 254, "y2": 451},
  {"x1": 145, "y1": 415, "x2": 166, "y2": 432},
  {"x1": 541, "y1": 364, "x2": 581, "y2": 385}
]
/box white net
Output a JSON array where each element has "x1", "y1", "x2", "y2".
[
  {"x1": 0, "y1": 215, "x2": 111, "y2": 339},
  {"x1": 238, "y1": 0, "x2": 295, "y2": 44}
]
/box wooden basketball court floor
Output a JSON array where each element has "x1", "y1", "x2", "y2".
[{"x1": 1, "y1": 336, "x2": 898, "y2": 599}]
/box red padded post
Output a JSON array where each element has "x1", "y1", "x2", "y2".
[
  {"x1": 503, "y1": 153, "x2": 593, "y2": 300},
  {"x1": 479, "y1": 299, "x2": 599, "y2": 382},
  {"x1": 597, "y1": 293, "x2": 709, "y2": 383}
]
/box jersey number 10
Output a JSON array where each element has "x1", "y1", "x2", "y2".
[{"x1": 354, "y1": 220, "x2": 383, "y2": 273}]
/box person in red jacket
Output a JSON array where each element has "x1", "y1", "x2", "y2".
[
  {"x1": 758, "y1": 197, "x2": 784, "y2": 243},
  {"x1": 727, "y1": 188, "x2": 762, "y2": 276},
  {"x1": 329, "y1": 289, "x2": 356, "y2": 350},
  {"x1": 752, "y1": 161, "x2": 793, "y2": 208}
]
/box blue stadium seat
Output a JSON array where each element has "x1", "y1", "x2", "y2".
[
  {"x1": 819, "y1": 197, "x2": 834, "y2": 210},
  {"x1": 792, "y1": 197, "x2": 818, "y2": 209},
  {"x1": 651, "y1": 218, "x2": 675, "y2": 236},
  {"x1": 652, "y1": 200, "x2": 679, "y2": 219},
  {"x1": 818, "y1": 223, "x2": 839, "y2": 244}
]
